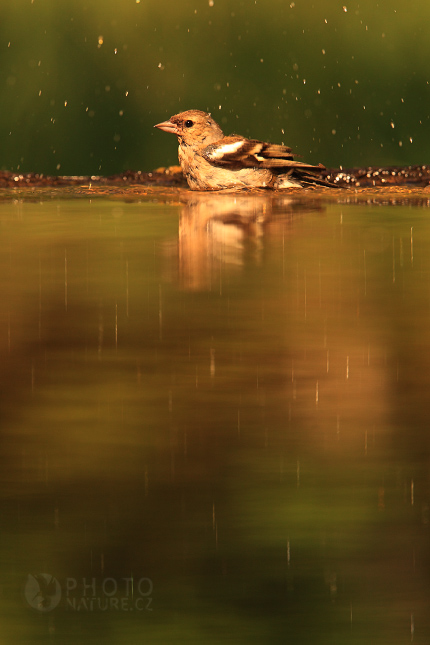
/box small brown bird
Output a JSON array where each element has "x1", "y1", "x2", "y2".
[{"x1": 154, "y1": 109, "x2": 328, "y2": 190}]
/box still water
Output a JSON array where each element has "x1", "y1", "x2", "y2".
[{"x1": 0, "y1": 190, "x2": 429, "y2": 643}]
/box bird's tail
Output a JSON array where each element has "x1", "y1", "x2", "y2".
[{"x1": 276, "y1": 165, "x2": 339, "y2": 189}]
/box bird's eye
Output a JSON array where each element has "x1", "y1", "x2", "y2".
[{"x1": 184, "y1": 120, "x2": 194, "y2": 128}]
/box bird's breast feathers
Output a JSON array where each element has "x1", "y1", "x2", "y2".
[{"x1": 178, "y1": 141, "x2": 273, "y2": 190}]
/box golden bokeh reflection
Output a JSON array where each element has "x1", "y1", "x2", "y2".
[{"x1": 0, "y1": 193, "x2": 429, "y2": 643}]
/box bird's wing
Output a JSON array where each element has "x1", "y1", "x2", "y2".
[{"x1": 202, "y1": 136, "x2": 324, "y2": 172}]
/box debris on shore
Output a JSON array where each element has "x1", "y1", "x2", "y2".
[{"x1": 1, "y1": 164, "x2": 429, "y2": 189}]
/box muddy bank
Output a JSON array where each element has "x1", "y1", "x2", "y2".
[{"x1": 1, "y1": 164, "x2": 430, "y2": 189}]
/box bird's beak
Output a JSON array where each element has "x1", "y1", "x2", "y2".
[{"x1": 154, "y1": 119, "x2": 179, "y2": 135}]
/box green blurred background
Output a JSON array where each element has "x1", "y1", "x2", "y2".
[{"x1": 1, "y1": 0, "x2": 429, "y2": 176}]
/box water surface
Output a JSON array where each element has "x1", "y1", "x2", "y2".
[{"x1": 0, "y1": 190, "x2": 429, "y2": 643}]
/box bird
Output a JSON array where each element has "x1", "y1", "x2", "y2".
[{"x1": 154, "y1": 109, "x2": 329, "y2": 191}]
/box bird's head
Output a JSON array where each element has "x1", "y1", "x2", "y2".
[{"x1": 154, "y1": 110, "x2": 224, "y2": 147}]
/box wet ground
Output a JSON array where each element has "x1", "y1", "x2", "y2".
[
  {"x1": 1, "y1": 163, "x2": 430, "y2": 191},
  {"x1": 1, "y1": 165, "x2": 429, "y2": 212}
]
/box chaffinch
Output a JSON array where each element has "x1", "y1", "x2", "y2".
[{"x1": 154, "y1": 109, "x2": 328, "y2": 190}]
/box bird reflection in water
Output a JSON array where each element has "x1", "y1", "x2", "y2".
[{"x1": 162, "y1": 192, "x2": 325, "y2": 291}]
